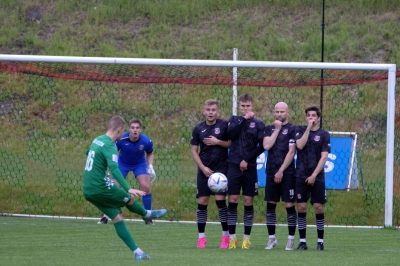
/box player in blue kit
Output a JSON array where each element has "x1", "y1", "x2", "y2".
[
  {"x1": 98, "y1": 118, "x2": 157, "y2": 225},
  {"x1": 226, "y1": 93, "x2": 265, "y2": 249},
  {"x1": 295, "y1": 106, "x2": 330, "y2": 251},
  {"x1": 263, "y1": 102, "x2": 297, "y2": 251},
  {"x1": 190, "y1": 99, "x2": 231, "y2": 249}
]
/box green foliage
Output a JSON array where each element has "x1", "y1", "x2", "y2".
[
  {"x1": 0, "y1": 0, "x2": 398, "y2": 227},
  {"x1": 0, "y1": 0, "x2": 399, "y2": 64}
]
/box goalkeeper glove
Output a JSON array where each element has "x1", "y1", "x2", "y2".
[{"x1": 147, "y1": 164, "x2": 156, "y2": 182}]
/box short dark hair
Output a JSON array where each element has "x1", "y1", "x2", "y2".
[
  {"x1": 129, "y1": 118, "x2": 143, "y2": 128},
  {"x1": 305, "y1": 106, "x2": 321, "y2": 117},
  {"x1": 108, "y1": 116, "x2": 125, "y2": 130},
  {"x1": 238, "y1": 93, "x2": 253, "y2": 103}
]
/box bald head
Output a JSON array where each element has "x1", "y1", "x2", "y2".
[
  {"x1": 274, "y1": 102, "x2": 288, "y2": 111},
  {"x1": 273, "y1": 102, "x2": 290, "y2": 124}
]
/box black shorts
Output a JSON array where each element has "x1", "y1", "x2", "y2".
[
  {"x1": 264, "y1": 172, "x2": 296, "y2": 202},
  {"x1": 227, "y1": 163, "x2": 259, "y2": 196},
  {"x1": 196, "y1": 169, "x2": 227, "y2": 198},
  {"x1": 295, "y1": 176, "x2": 327, "y2": 204}
]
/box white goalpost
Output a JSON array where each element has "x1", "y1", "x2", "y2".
[{"x1": 0, "y1": 54, "x2": 396, "y2": 227}]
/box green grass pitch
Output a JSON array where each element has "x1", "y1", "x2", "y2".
[{"x1": 0, "y1": 216, "x2": 399, "y2": 266}]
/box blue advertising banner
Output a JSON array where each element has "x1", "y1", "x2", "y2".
[{"x1": 257, "y1": 136, "x2": 355, "y2": 190}]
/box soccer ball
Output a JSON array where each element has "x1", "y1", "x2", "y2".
[{"x1": 208, "y1": 172, "x2": 228, "y2": 193}]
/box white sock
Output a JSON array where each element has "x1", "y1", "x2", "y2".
[
  {"x1": 103, "y1": 214, "x2": 110, "y2": 219},
  {"x1": 269, "y1": 235, "x2": 276, "y2": 239},
  {"x1": 134, "y1": 248, "x2": 144, "y2": 255},
  {"x1": 229, "y1": 234, "x2": 236, "y2": 239},
  {"x1": 318, "y1": 238, "x2": 324, "y2": 243},
  {"x1": 288, "y1": 235, "x2": 295, "y2": 240},
  {"x1": 199, "y1": 233, "x2": 205, "y2": 238},
  {"x1": 243, "y1": 234, "x2": 250, "y2": 240},
  {"x1": 222, "y1": 231, "x2": 229, "y2": 236},
  {"x1": 144, "y1": 210, "x2": 152, "y2": 218}
]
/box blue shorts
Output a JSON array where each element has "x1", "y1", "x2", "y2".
[{"x1": 117, "y1": 163, "x2": 149, "y2": 179}]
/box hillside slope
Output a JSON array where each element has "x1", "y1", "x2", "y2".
[{"x1": 0, "y1": 0, "x2": 399, "y2": 64}]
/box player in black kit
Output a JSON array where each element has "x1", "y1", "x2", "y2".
[
  {"x1": 295, "y1": 106, "x2": 330, "y2": 251},
  {"x1": 226, "y1": 93, "x2": 265, "y2": 249},
  {"x1": 263, "y1": 102, "x2": 297, "y2": 251},
  {"x1": 190, "y1": 99, "x2": 231, "y2": 249}
]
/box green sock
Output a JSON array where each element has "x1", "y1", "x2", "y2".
[
  {"x1": 113, "y1": 220, "x2": 138, "y2": 251},
  {"x1": 126, "y1": 201, "x2": 147, "y2": 216}
]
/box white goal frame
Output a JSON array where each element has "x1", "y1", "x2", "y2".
[{"x1": 0, "y1": 54, "x2": 396, "y2": 226}]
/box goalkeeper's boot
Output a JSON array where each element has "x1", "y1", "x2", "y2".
[
  {"x1": 241, "y1": 238, "x2": 251, "y2": 249},
  {"x1": 135, "y1": 252, "x2": 151, "y2": 260},
  {"x1": 143, "y1": 208, "x2": 167, "y2": 222},
  {"x1": 144, "y1": 219, "x2": 154, "y2": 225},
  {"x1": 97, "y1": 215, "x2": 108, "y2": 224},
  {"x1": 316, "y1": 242, "x2": 324, "y2": 251}
]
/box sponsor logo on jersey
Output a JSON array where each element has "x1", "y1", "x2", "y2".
[
  {"x1": 297, "y1": 194, "x2": 302, "y2": 200},
  {"x1": 93, "y1": 139, "x2": 104, "y2": 147},
  {"x1": 139, "y1": 145, "x2": 144, "y2": 150},
  {"x1": 123, "y1": 197, "x2": 129, "y2": 203},
  {"x1": 282, "y1": 129, "x2": 288, "y2": 135},
  {"x1": 201, "y1": 129, "x2": 207, "y2": 132},
  {"x1": 214, "y1": 128, "x2": 220, "y2": 134},
  {"x1": 249, "y1": 122, "x2": 255, "y2": 128},
  {"x1": 314, "y1": 135, "x2": 320, "y2": 141},
  {"x1": 112, "y1": 154, "x2": 118, "y2": 162}
]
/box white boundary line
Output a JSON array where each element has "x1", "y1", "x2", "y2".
[{"x1": 2, "y1": 213, "x2": 398, "y2": 229}]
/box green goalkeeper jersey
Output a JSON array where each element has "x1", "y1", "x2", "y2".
[{"x1": 83, "y1": 134, "x2": 131, "y2": 194}]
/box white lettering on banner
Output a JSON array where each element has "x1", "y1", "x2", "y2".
[
  {"x1": 256, "y1": 152, "x2": 266, "y2": 170},
  {"x1": 325, "y1": 153, "x2": 336, "y2": 173}
]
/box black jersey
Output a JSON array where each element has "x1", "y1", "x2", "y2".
[
  {"x1": 227, "y1": 115, "x2": 265, "y2": 165},
  {"x1": 264, "y1": 122, "x2": 296, "y2": 175},
  {"x1": 295, "y1": 126, "x2": 330, "y2": 179},
  {"x1": 190, "y1": 119, "x2": 229, "y2": 170}
]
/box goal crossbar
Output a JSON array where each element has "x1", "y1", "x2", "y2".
[{"x1": 0, "y1": 54, "x2": 396, "y2": 227}]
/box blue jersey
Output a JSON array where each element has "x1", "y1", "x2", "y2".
[{"x1": 116, "y1": 132, "x2": 153, "y2": 167}]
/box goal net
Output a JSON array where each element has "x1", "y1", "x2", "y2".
[{"x1": 0, "y1": 55, "x2": 398, "y2": 227}]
